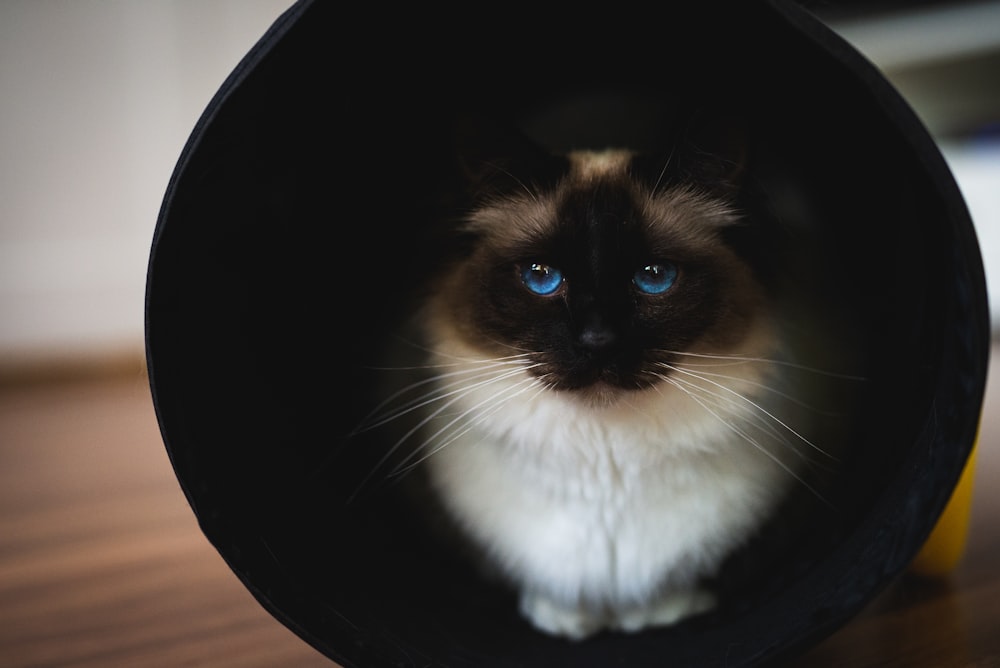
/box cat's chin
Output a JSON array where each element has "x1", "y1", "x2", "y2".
[{"x1": 560, "y1": 380, "x2": 653, "y2": 408}]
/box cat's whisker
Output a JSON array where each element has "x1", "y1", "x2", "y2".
[
  {"x1": 651, "y1": 371, "x2": 834, "y2": 507},
  {"x1": 656, "y1": 349, "x2": 866, "y2": 381},
  {"x1": 418, "y1": 348, "x2": 535, "y2": 366},
  {"x1": 485, "y1": 161, "x2": 541, "y2": 205},
  {"x1": 480, "y1": 335, "x2": 537, "y2": 355},
  {"x1": 391, "y1": 374, "x2": 543, "y2": 477},
  {"x1": 374, "y1": 364, "x2": 533, "y2": 436},
  {"x1": 662, "y1": 371, "x2": 818, "y2": 465},
  {"x1": 394, "y1": 376, "x2": 546, "y2": 475},
  {"x1": 665, "y1": 363, "x2": 845, "y2": 417},
  {"x1": 377, "y1": 333, "x2": 536, "y2": 367},
  {"x1": 661, "y1": 362, "x2": 837, "y2": 461},
  {"x1": 651, "y1": 368, "x2": 793, "y2": 454},
  {"x1": 353, "y1": 355, "x2": 536, "y2": 434},
  {"x1": 664, "y1": 368, "x2": 844, "y2": 476},
  {"x1": 363, "y1": 354, "x2": 532, "y2": 372},
  {"x1": 646, "y1": 145, "x2": 677, "y2": 201},
  {"x1": 354, "y1": 372, "x2": 504, "y2": 436},
  {"x1": 349, "y1": 363, "x2": 541, "y2": 502}
]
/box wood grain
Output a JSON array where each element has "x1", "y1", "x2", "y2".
[
  {"x1": 1, "y1": 352, "x2": 998, "y2": 667},
  {"x1": 0, "y1": 376, "x2": 330, "y2": 667}
]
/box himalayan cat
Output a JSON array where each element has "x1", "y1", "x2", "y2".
[{"x1": 359, "y1": 116, "x2": 849, "y2": 640}]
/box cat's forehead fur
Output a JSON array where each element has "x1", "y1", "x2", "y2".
[
  {"x1": 464, "y1": 149, "x2": 740, "y2": 249},
  {"x1": 569, "y1": 148, "x2": 632, "y2": 181}
]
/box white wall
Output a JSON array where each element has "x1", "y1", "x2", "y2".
[
  {"x1": 0, "y1": 0, "x2": 294, "y2": 366},
  {"x1": 0, "y1": 1, "x2": 997, "y2": 370}
]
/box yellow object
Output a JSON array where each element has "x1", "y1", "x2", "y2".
[{"x1": 909, "y1": 437, "x2": 978, "y2": 576}]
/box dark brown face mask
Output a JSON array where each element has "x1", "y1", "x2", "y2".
[{"x1": 145, "y1": 2, "x2": 988, "y2": 666}]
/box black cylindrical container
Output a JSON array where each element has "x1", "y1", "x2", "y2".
[{"x1": 145, "y1": 2, "x2": 989, "y2": 666}]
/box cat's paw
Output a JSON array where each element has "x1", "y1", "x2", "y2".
[
  {"x1": 612, "y1": 589, "x2": 716, "y2": 633},
  {"x1": 519, "y1": 592, "x2": 604, "y2": 641}
]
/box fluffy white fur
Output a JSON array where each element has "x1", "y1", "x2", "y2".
[{"x1": 421, "y1": 330, "x2": 795, "y2": 640}]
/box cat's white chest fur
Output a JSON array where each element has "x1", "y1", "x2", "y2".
[{"x1": 424, "y1": 364, "x2": 792, "y2": 639}]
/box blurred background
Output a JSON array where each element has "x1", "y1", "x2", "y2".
[
  {"x1": 0, "y1": 0, "x2": 296, "y2": 377},
  {"x1": 0, "y1": 0, "x2": 997, "y2": 379}
]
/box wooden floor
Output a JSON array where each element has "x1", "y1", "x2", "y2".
[{"x1": 2, "y1": 350, "x2": 999, "y2": 667}]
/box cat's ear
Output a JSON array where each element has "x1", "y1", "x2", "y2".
[
  {"x1": 451, "y1": 115, "x2": 565, "y2": 200},
  {"x1": 629, "y1": 112, "x2": 748, "y2": 198},
  {"x1": 676, "y1": 113, "x2": 749, "y2": 196}
]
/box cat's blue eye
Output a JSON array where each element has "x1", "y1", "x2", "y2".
[
  {"x1": 633, "y1": 262, "x2": 678, "y2": 295},
  {"x1": 521, "y1": 263, "x2": 563, "y2": 296}
]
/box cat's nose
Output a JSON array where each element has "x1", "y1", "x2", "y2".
[{"x1": 578, "y1": 322, "x2": 617, "y2": 351}]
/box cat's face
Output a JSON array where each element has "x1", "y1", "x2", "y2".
[{"x1": 424, "y1": 143, "x2": 774, "y2": 405}]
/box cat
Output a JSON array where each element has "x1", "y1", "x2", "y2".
[{"x1": 357, "y1": 115, "x2": 851, "y2": 640}]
